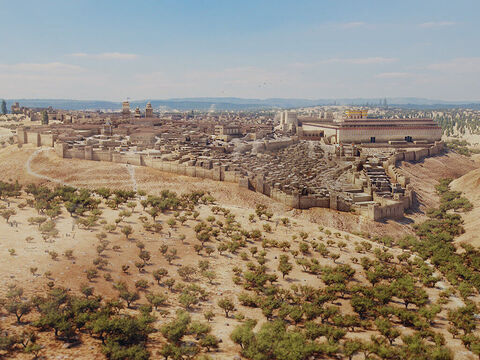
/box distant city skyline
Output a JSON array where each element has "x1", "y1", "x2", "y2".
[{"x1": 1, "y1": 0, "x2": 479, "y2": 101}]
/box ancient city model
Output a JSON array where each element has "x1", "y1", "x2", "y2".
[{"x1": 15, "y1": 101, "x2": 443, "y2": 220}]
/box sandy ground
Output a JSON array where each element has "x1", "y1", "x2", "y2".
[
  {"x1": 0, "y1": 111, "x2": 477, "y2": 357},
  {"x1": 399, "y1": 152, "x2": 478, "y2": 215},
  {"x1": 0, "y1": 193, "x2": 477, "y2": 359},
  {"x1": 451, "y1": 167, "x2": 480, "y2": 247},
  {"x1": 0, "y1": 144, "x2": 38, "y2": 183},
  {"x1": 399, "y1": 149, "x2": 480, "y2": 248},
  {"x1": 0, "y1": 145, "x2": 478, "y2": 358}
]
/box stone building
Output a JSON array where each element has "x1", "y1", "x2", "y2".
[
  {"x1": 300, "y1": 110, "x2": 442, "y2": 144},
  {"x1": 145, "y1": 102, "x2": 153, "y2": 118},
  {"x1": 122, "y1": 101, "x2": 130, "y2": 116},
  {"x1": 214, "y1": 124, "x2": 241, "y2": 141},
  {"x1": 278, "y1": 110, "x2": 298, "y2": 132},
  {"x1": 134, "y1": 107, "x2": 141, "y2": 119},
  {"x1": 129, "y1": 131, "x2": 158, "y2": 145}
]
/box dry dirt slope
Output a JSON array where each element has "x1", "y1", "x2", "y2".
[
  {"x1": 0, "y1": 190, "x2": 477, "y2": 359},
  {"x1": 0, "y1": 146, "x2": 479, "y2": 358},
  {"x1": 399, "y1": 152, "x2": 478, "y2": 212},
  {"x1": 451, "y1": 167, "x2": 480, "y2": 247}
]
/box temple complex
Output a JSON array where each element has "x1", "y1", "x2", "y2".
[{"x1": 298, "y1": 109, "x2": 443, "y2": 144}]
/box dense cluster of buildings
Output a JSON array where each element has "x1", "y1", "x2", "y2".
[{"x1": 13, "y1": 101, "x2": 445, "y2": 220}]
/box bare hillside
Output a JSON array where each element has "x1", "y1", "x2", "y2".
[
  {"x1": 400, "y1": 152, "x2": 477, "y2": 213},
  {"x1": 451, "y1": 167, "x2": 480, "y2": 247}
]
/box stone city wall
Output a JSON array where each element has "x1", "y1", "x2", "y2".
[
  {"x1": 65, "y1": 149, "x2": 86, "y2": 160},
  {"x1": 39, "y1": 133, "x2": 55, "y2": 147},
  {"x1": 17, "y1": 128, "x2": 28, "y2": 145},
  {"x1": 366, "y1": 143, "x2": 444, "y2": 220},
  {"x1": 354, "y1": 202, "x2": 404, "y2": 221},
  {"x1": 373, "y1": 202, "x2": 404, "y2": 220},
  {"x1": 383, "y1": 141, "x2": 444, "y2": 187},
  {"x1": 112, "y1": 153, "x2": 144, "y2": 166},
  {"x1": 26, "y1": 132, "x2": 40, "y2": 147},
  {"x1": 384, "y1": 141, "x2": 444, "y2": 167},
  {"x1": 17, "y1": 129, "x2": 57, "y2": 147},
  {"x1": 50, "y1": 139, "x2": 443, "y2": 220},
  {"x1": 92, "y1": 150, "x2": 113, "y2": 162},
  {"x1": 51, "y1": 142, "x2": 389, "y2": 219}
]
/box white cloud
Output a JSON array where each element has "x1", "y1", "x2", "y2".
[
  {"x1": 375, "y1": 72, "x2": 414, "y2": 79},
  {"x1": 70, "y1": 52, "x2": 88, "y2": 57},
  {"x1": 0, "y1": 62, "x2": 83, "y2": 73},
  {"x1": 427, "y1": 57, "x2": 480, "y2": 73},
  {"x1": 327, "y1": 57, "x2": 396, "y2": 65},
  {"x1": 290, "y1": 57, "x2": 396, "y2": 69},
  {"x1": 339, "y1": 22, "x2": 367, "y2": 29},
  {"x1": 0, "y1": 61, "x2": 111, "y2": 99},
  {"x1": 419, "y1": 21, "x2": 456, "y2": 28},
  {"x1": 69, "y1": 52, "x2": 138, "y2": 60}
]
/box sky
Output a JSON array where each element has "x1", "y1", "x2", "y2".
[{"x1": 0, "y1": 0, "x2": 479, "y2": 101}]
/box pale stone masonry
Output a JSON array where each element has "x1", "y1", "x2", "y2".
[{"x1": 299, "y1": 110, "x2": 442, "y2": 144}]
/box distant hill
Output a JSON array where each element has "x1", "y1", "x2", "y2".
[{"x1": 3, "y1": 97, "x2": 480, "y2": 111}]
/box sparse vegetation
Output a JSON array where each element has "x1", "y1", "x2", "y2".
[{"x1": 0, "y1": 175, "x2": 477, "y2": 359}]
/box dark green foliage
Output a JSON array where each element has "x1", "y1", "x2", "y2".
[
  {"x1": 217, "y1": 297, "x2": 235, "y2": 317},
  {"x1": 1, "y1": 100, "x2": 6, "y2": 115},
  {"x1": 0, "y1": 330, "x2": 19, "y2": 352},
  {"x1": 118, "y1": 289, "x2": 140, "y2": 308},
  {"x1": 391, "y1": 276, "x2": 428, "y2": 309},
  {"x1": 447, "y1": 304, "x2": 477, "y2": 335},
  {"x1": 159, "y1": 310, "x2": 214, "y2": 358},
  {"x1": 5, "y1": 299, "x2": 32, "y2": 323},
  {"x1": 231, "y1": 319, "x2": 322, "y2": 360}
]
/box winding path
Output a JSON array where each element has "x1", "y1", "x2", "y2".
[
  {"x1": 26, "y1": 148, "x2": 70, "y2": 186},
  {"x1": 126, "y1": 164, "x2": 138, "y2": 192}
]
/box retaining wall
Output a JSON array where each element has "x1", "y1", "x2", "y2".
[{"x1": 17, "y1": 129, "x2": 27, "y2": 144}]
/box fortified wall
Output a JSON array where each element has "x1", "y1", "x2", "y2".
[
  {"x1": 237, "y1": 175, "x2": 350, "y2": 211},
  {"x1": 352, "y1": 141, "x2": 444, "y2": 220},
  {"x1": 353, "y1": 188, "x2": 414, "y2": 221},
  {"x1": 50, "y1": 139, "x2": 443, "y2": 221},
  {"x1": 54, "y1": 140, "x2": 352, "y2": 213},
  {"x1": 383, "y1": 141, "x2": 444, "y2": 187},
  {"x1": 18, "y1": 128, "x2": 56, "y2": 147}
]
